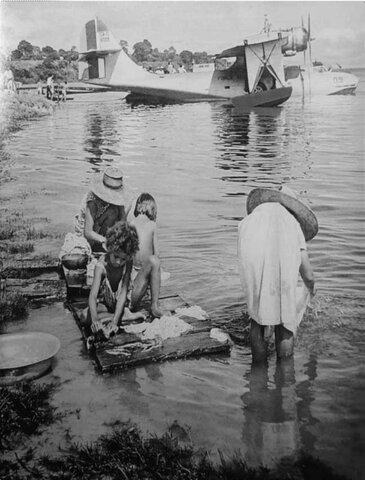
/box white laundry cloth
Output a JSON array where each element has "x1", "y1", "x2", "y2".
[
  {"x1": 175, "y1": 305, "x2": 208, "y2": 320},
  {"x1": 123, "y1": 315, "x2": 193, "y2": 340},
  {"x1": 59, "y1": 232, "x2": 91, "y2": 260},
  {"x1": 238, "y1": 203, "x2": 309, "y2": 334}
]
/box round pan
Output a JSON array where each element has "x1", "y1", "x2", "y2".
[{"x1": 0, "y1": 332, "x2": 60, "y2": 385}]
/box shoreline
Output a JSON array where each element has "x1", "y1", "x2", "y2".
[{"x1": 0, "y1": 91, "x2": 53, "y2": 145}]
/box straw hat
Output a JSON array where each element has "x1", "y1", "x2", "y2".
[
  {"x1": 90, "y1": 167, "x2": 126, "y2": 206},
  {"x1": 246, "y1": 185, "x2": 318, "y2": 241}
]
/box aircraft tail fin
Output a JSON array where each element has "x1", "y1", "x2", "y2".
[
  {"x1": 78, "y1": 17, "x2": 122, "y2": 82},
  {"x1": 79, "y1": 17, "x2": 121, "y2": 54},
  {"x1": 78, "y1": 18, "x2": 148, "y2": 86}
]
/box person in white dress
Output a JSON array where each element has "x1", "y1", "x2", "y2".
[{"x1": 238, "y1": 186, "x2": 318, "y2": 362}]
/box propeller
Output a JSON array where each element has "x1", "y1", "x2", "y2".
[
  {"x1": 307, "y1": 13, "x2": 312, "y2": 94},
  {"x1": 307, "y1": 13, "x2": 313, "y2": 67},
  {"x1": 301, "y1": 16, "x2": 306, "y2": 65}
]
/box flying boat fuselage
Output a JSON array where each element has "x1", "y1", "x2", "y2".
[{"x1": 78, "y1": 18, "x2": 292, "y2": 106}]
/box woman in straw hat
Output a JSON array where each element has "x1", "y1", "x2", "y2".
[
  {"x1": 75, "y1": 167, "x2": 131, "y2": 253},
  {"x1": 238, "y1": 185, "x2": 318, "y2": 362}
]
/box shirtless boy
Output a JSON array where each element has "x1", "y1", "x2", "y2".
[
  {"x1": 81, "y1": 221, "x2": 145, "y2": 340},
  {"x1": 129, "y1": 193, "x2": 163, "y2": 318}
]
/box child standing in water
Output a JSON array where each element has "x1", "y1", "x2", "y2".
[
  {"x1": 129, "y1": 193, "x2": 163, "y2": 318},
  {"x1": 83, "y1": 221, "x2": 145, "y2": 336}
]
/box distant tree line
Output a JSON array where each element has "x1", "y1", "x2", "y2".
[
  {"x1": 9, "y1": 40, "x2": 79, "y2": 84},
  {"x1": 125, "y1": 39, "x2": 214, "y2": 71},
  {"x1": 8, "y1": 37, "x2": 215, "y2": 84},
  {"x1": 11, "y1": 40, "x2": 79, "y2": 62}
]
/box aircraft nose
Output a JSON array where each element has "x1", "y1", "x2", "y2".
[
  {"x1": 351, "y1": 74, "x2": 359, "y2": 86},
  {"x1": 346, "y1": 73, "x2": 359, "y2": 86}
]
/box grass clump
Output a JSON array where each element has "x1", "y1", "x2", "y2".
[
  {"x1": 0, "y1": 292, "x2": 28, "y2": 322},
  {"x1": 38, "y1": 427, "x2": 211, "y2": 480},
  {"x1": 9, "y1": 242, "x2": 34, "y2": 254},
  {"x1": 0, "y1": 226, "x2": 15, "y2": 240},
  {"x1": 0, "y1": 382, "x2": 59, "y2": 452},
  {"x1": 0, "y1": 214, "x2": 55, "y2": 258},
  {"x1": 0, "y1": 424, "x2": 350, "y2": 480},
  {"x1": 25, "y1": 227, "x2": 49, "y2": 240}
]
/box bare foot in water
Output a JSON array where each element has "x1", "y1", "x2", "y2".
[{"x1": 122, "y1": 307, "x2": 146, "y2": 323}]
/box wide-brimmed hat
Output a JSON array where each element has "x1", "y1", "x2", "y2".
[
  {"x1": 90, "y1": 167, "x2": 126, "y2": 206},
  {"x1": 246, "y1": 185, "x2": 318, "y2": 241}
]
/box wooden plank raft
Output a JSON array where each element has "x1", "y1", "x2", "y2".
[
  {"x1": 66, "y1": 286, "x2": 232, "y2": 373},
  {"x1": 0, "y1": 258, "x2": 66, "y2": 301}
]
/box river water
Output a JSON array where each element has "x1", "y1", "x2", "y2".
[{"x1": 1, "y1": 69, "x2": 364, "y2": 478}]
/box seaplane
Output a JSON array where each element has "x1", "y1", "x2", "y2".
[
  {"x1": 277, "y1": 16, "x2": 359, "y2": 96},
  {"x1": 78, "y1": 17, "x2": 292, "y2": 107}
]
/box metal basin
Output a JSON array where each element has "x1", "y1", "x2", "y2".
[{"x1": 0, "y1": 332, "x2": 60, "y2": 385}]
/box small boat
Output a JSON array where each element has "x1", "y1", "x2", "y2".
[
  {"x1": 78, "y1": 17, "x2": 292, "y2": 107},
  {"x1": 285, "y1": 62, "x2": 359, "y2": 96}
]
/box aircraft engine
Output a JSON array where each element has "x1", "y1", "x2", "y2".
[{"x1": 281, "y1": 27, "x2": 309, "y2": 56}]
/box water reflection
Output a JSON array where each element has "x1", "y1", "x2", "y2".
[
  {"x1": 102, "y1": 368, "x2": 151, "y2": 418},
  {"x1": 241, "y1": 358, "x2": 299, "y2": 467},
  {"x1": 241, "y1": 354, "x2": 321, "y2": 468},
  {"x1": 211, "y1": 107, "x2": 293, "y2": 197},
  {"x1": 295, "y1": 354, "x2": 319, "y2": 453},
  {"x1": 83, "y1": 112, "x2": 120, "y2": 165}
]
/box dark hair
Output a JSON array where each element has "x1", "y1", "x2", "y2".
[
  {"x1": 134, "y1": 193, "x2": 157, "y2": 221},
  {"x1": 105, "y1": 221, "x2": 139, "y2": 256}
]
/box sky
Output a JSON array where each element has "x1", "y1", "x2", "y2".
[{"x1": 1, "y1": 1, "x2": 364, "y2": 67}]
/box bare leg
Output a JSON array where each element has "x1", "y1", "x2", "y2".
[
  {"x1": 275, "y1": 324, "x2": 294, "y2": 359},
  {"x1": 122, "y1": 307, "x2": 146, "y2": 323},
  {"x1": 131, "y1": 256, "x2": 162, "y2": 317},
  {"x1": 274, "y1": 356, "x2": 295, "y2": 386},
  {"x1": 149, "y1": 256, "x2": 162, "y2": 317},
  {"x1": 250, "y1": 319, "x2": 267, "y2": 363}
]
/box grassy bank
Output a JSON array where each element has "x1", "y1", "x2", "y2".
[
  {"x1": 0, "y1": 91, "x2": 53, "y2": 143},
  {"x1": 0, "y1": 293, "x2": 28, "y2": 324},
  {"x1": 0, "y1": 383, "x2": 348, "y2": 480},
  {"x1": 0, "y1": 91, "x2": 56, "y2": 321}
]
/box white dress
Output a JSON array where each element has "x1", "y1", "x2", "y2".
[{"x1": 238, "y1": 203, "x2": 309, "y2": 334}]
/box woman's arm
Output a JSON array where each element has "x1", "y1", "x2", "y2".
[
  {"x1": 112, "y1": 261, "x2": 132, "y2": 325},
  {"x1": 126, "y1": 197, "x2": 136, "y2": 222},
  {"x1": 84, "y1": 203, "x2": 106, "y2": 247},
  {"x1": 88, "y1": 263, "x2": 104, "y2": 325},
  {"x1": 299, "y1": 249, "x2": 316, "y2": 296}
]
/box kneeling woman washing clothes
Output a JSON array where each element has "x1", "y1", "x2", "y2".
[{"x1": 238, "y1": 186, "x2": 318, "y2": 363}]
